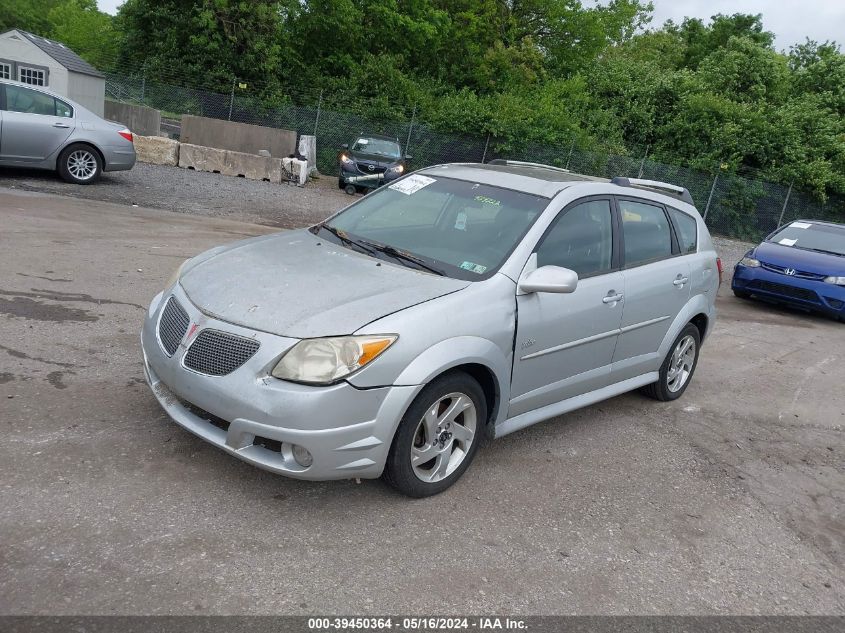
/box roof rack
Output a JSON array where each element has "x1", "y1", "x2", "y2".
[
  {"x1": 611, "y1": 177, "x2": 694, "y2": 205},
  {"x1": 487, "y1": 159, "x2": 571, "y2": 174}
]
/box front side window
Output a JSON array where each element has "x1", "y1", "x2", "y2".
[
  {"x1": 620, "y1": 199, "x2": 673, "y2": 267},
  {"x1": 668, "y1": 207, "x2": 698, "y2": 254},
  {"x1": 19, "y1": 66, "x2": 46, "y2": 86},
  {"x1": 316, "y1": 176, "x2": 549, "y2": 280},
  {"x1": 0, "y1": 62, "x2": 10, "y2": 80},
  {"x1": 5, "y1": 84, "x2": 59, "y2": 116},
  {"x1": 536, "y1": 200, "x2": 614, "y2": 278}
]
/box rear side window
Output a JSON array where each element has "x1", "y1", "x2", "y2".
[
  {"x1": 668, "y1": 207, "x2": 697, "y2": 254},
  {"x1": 5, "y1": 84, "x2": 67, "y2": 117},
  {"x1": 536, "y1": 199, "x2": 614, "y2": 278},
  {"x1": 619, "y1": 199, "x2": 673, "y2": 267}
]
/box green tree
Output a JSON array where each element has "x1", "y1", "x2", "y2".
[{"x1": 48, "y1": 0, "x2": 118, "y2": 70}]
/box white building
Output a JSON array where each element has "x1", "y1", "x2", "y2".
[{"x1": 0, "y1": 29, "x2": 105, "y2": 116}]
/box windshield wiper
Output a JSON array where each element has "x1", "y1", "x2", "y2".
[
  {"x1": 806, "y1": 247, "x2": 844, "y2": 257},
  {"x1": 357, "y1": 239, "x2": 446, "y2": 276},
  {"x1": 317, "y1": 223, "x2": 378, "y2": 256}
]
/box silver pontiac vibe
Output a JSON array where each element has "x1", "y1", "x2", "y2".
[{"x1": 141, "y1": 161, "x2": 719, "y2": 497}]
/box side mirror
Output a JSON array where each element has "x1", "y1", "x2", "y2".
[
  {"x1": 341, "y1": 143, "x2": 349, "y2": 150},
  {"x1": 519, "y1": 266, "x2": 579, "y2": 294},
  {"x1": 404, "y1": 155, "x2": 413, "y2": 161}
]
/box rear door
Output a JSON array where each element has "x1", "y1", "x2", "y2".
[
  {"x1": 0, "y1": 84, "x2": 74, "y2": 163},
  {"x1": 612, "y1": 197, "x2": 691, "y2": 380}
]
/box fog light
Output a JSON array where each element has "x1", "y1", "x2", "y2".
[{"x1": 292, "y1": 444, "x2": 313, "y2": 468}]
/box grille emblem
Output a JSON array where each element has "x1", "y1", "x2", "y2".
[
  {"x1": 367, "y1": 164, "x2": 375, "y2": 171},
  {"x1": 784, "y1": 268, "x2": 796, "y2": 276}
]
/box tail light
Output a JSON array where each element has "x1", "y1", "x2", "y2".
[
  {"x1": 117, "y1": 128, "x2": 133, "y2": 143},
  {"x1": 716, "y1": 257, "x2": 723, "y2": 286}
]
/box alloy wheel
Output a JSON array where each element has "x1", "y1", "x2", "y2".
[
  {"x1": 67, "y1": 150, "x2": 98, "y2": 181},
  {"x1": 667, "y1": 334, "x2": 696, "y2": 393},
  {"x1": 410, "y1": 392, "x2": 477, "y2": 483}
]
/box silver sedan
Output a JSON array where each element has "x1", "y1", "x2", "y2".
[
  {"x1": 141, "y1": 162, "x2": 719, "y2": 497},
  {"x1": 0, "y1": 79, "x2": 135, "y2": 183}
]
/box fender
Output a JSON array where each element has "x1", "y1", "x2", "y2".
[
  {"x1": 392, "y1": 336, "x2": 512, "y2": 428},
  {"x1": 657, "y1": 293, "x2": 715, "y2": 360}
]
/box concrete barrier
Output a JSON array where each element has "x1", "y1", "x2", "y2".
[
  {"x1": 134, "y1": 135, "x2": 179, "y2": 166},
  {"x1": 104, "y1": 101, "x2": 161, "y2": 137},
  {"x1": 180, "y1": 115, "x2": 296, "y2": 158},
  {"x1": 178, "y1": 143, "x2": 282, "y2": 183}
]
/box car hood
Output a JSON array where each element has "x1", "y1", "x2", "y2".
[
  {"x1": 755, "y1": 241, "x2": 845, "y2": 275},
  {"x1": 179, "y1": 229, "x2": 469, "y2": 338}
]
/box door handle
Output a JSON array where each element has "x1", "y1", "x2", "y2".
[
  {"x1": 53, "y1": 123, "x2": 70, "y2": 128},
  {"x1": 602, "y1": 293, "x2": 623, "y2": 304},
  {"x1": 673, "y1": 276, "x2": 690, "y2": 286}
]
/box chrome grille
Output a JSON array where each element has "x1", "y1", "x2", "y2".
[
  {"x1": 760, "y1": 262, "x2": 826, "y2": 280},
  {"x1": 183, "y1": 330, "x2": 260, "y2": 376},
  {"x1": 158, "y1": 297, "x2": 190, "y2": 356}
]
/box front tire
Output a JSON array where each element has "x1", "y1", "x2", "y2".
[
  {"x1": 58, "y1": 143, "x2": 102, "y2": 184},
  {"x1": 383, "y1": 371, "x2": 486, "y2": 497},
  {"x1": 641, "y1": 324, "x2": 701, "y2": 402}
]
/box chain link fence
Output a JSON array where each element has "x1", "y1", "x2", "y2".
[{"x1": 105, "y1": 72, "x2": 844, "y2": 243}]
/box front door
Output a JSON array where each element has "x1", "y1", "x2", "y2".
[
  {"x1": 510, "y1": 198, "x2": 623, "y2": 417},
  {"x1": 0, "y1": 84, "x2": 74, "y2": 163}
]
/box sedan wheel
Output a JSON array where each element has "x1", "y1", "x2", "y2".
[
  {"x1": 58, "y1": 143, "x2": 102, "y2": 184},
  {"x1": 383, "y1": 371, "x2": 486, "y2": 497}
]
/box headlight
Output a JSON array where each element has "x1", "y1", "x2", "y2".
[
  {"x1": 340, "y1": 153, "x2": 353, "y2": 164},
  {"x1": 164, "y1": 260, "x2": 188, "y2": 291},
  {"x1": 739, "y1": 256, "x2": 760, "y2": 268},
  {"x1": 388, "y1": 164, "x2": 404, "y2": 174},
  {"x1": 271, "y1": 335, "x2": 398, "y2": 384},
  {"x1": 824, "y1": 276, "x2": 845, "y2": 286}
]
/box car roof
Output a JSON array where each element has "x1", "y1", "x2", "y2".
[{"x1": 417, "y1": 162, "x2": 699, "y2": 210}]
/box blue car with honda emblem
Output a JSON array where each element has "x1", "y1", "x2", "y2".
[{"x1": 732, "y1": 220, "x2": 845, "y2": 321}]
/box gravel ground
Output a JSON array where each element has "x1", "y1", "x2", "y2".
[{"x1": 0, "y1": 163, "x2": 349, "y2": 229}]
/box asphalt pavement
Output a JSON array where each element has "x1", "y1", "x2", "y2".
[{"x1": 1, "y1": 187, "x2": 843, "y2": 615}]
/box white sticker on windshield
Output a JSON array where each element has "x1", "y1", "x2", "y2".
[
  {"x1": 779, "y1": 238, "x2": 798, "y2": 246},
  {"x1": 460, "y1": 261, "x2": 487, "y2": 274},
  {"x1": 790, "y1": 222, "x2": 812, "y2": 229},
  {"x1": 389, "y1": 174, "x2": 436, "y2": 196}
]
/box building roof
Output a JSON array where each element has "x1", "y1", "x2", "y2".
[{"x1": 10, "y1": 30, "x2": 104, "y2": 79}]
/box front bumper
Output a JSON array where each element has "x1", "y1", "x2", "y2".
[
  {"x1": 140, "y1": 286, "x2": 418, "y2": 480},
  {"x1": 339, "y1": 164, "x2": 401, "y2": 186},
  {"x1": 732, "y1": 264, "x2": 845, "y2": 319}
]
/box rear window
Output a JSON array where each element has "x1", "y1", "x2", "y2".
[
  {"x1": 768, "y1": 222, "x2": 845, "y2": 256},
  {"x1": 668, "y1": 207, "x2": 697, "y2": 254},
  {"x1": 619, "y1": 199, "x2": 673, "y2": 266}
]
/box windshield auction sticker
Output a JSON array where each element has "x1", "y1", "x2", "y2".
[{"x1": 389, "y1": 174, "x2": 436, "y2": 195}]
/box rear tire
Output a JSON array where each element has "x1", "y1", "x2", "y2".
[
  {"x1": 57, "y1": 143, "x2": 102, "y2": 184},
  {"x1": 383, "y1": 371, "x2": 486, "y2": 498},
  {"x1": 641, "y1": 324, "x2": 701, "y2": 402}
]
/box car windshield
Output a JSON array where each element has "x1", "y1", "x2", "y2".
[
  {"x1": 353, "y1": 138, "x2": 401, "y2": 159},
  {"x1": 314, "y1": 175, "x2": 549, "y2": 280},
  {"x1": 768, "y1": 222, "x2": 845, "y2": 256}
]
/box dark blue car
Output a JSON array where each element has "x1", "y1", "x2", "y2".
[{"x1": 732, "y1": 220, "x2": 845, "y2": 321}]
